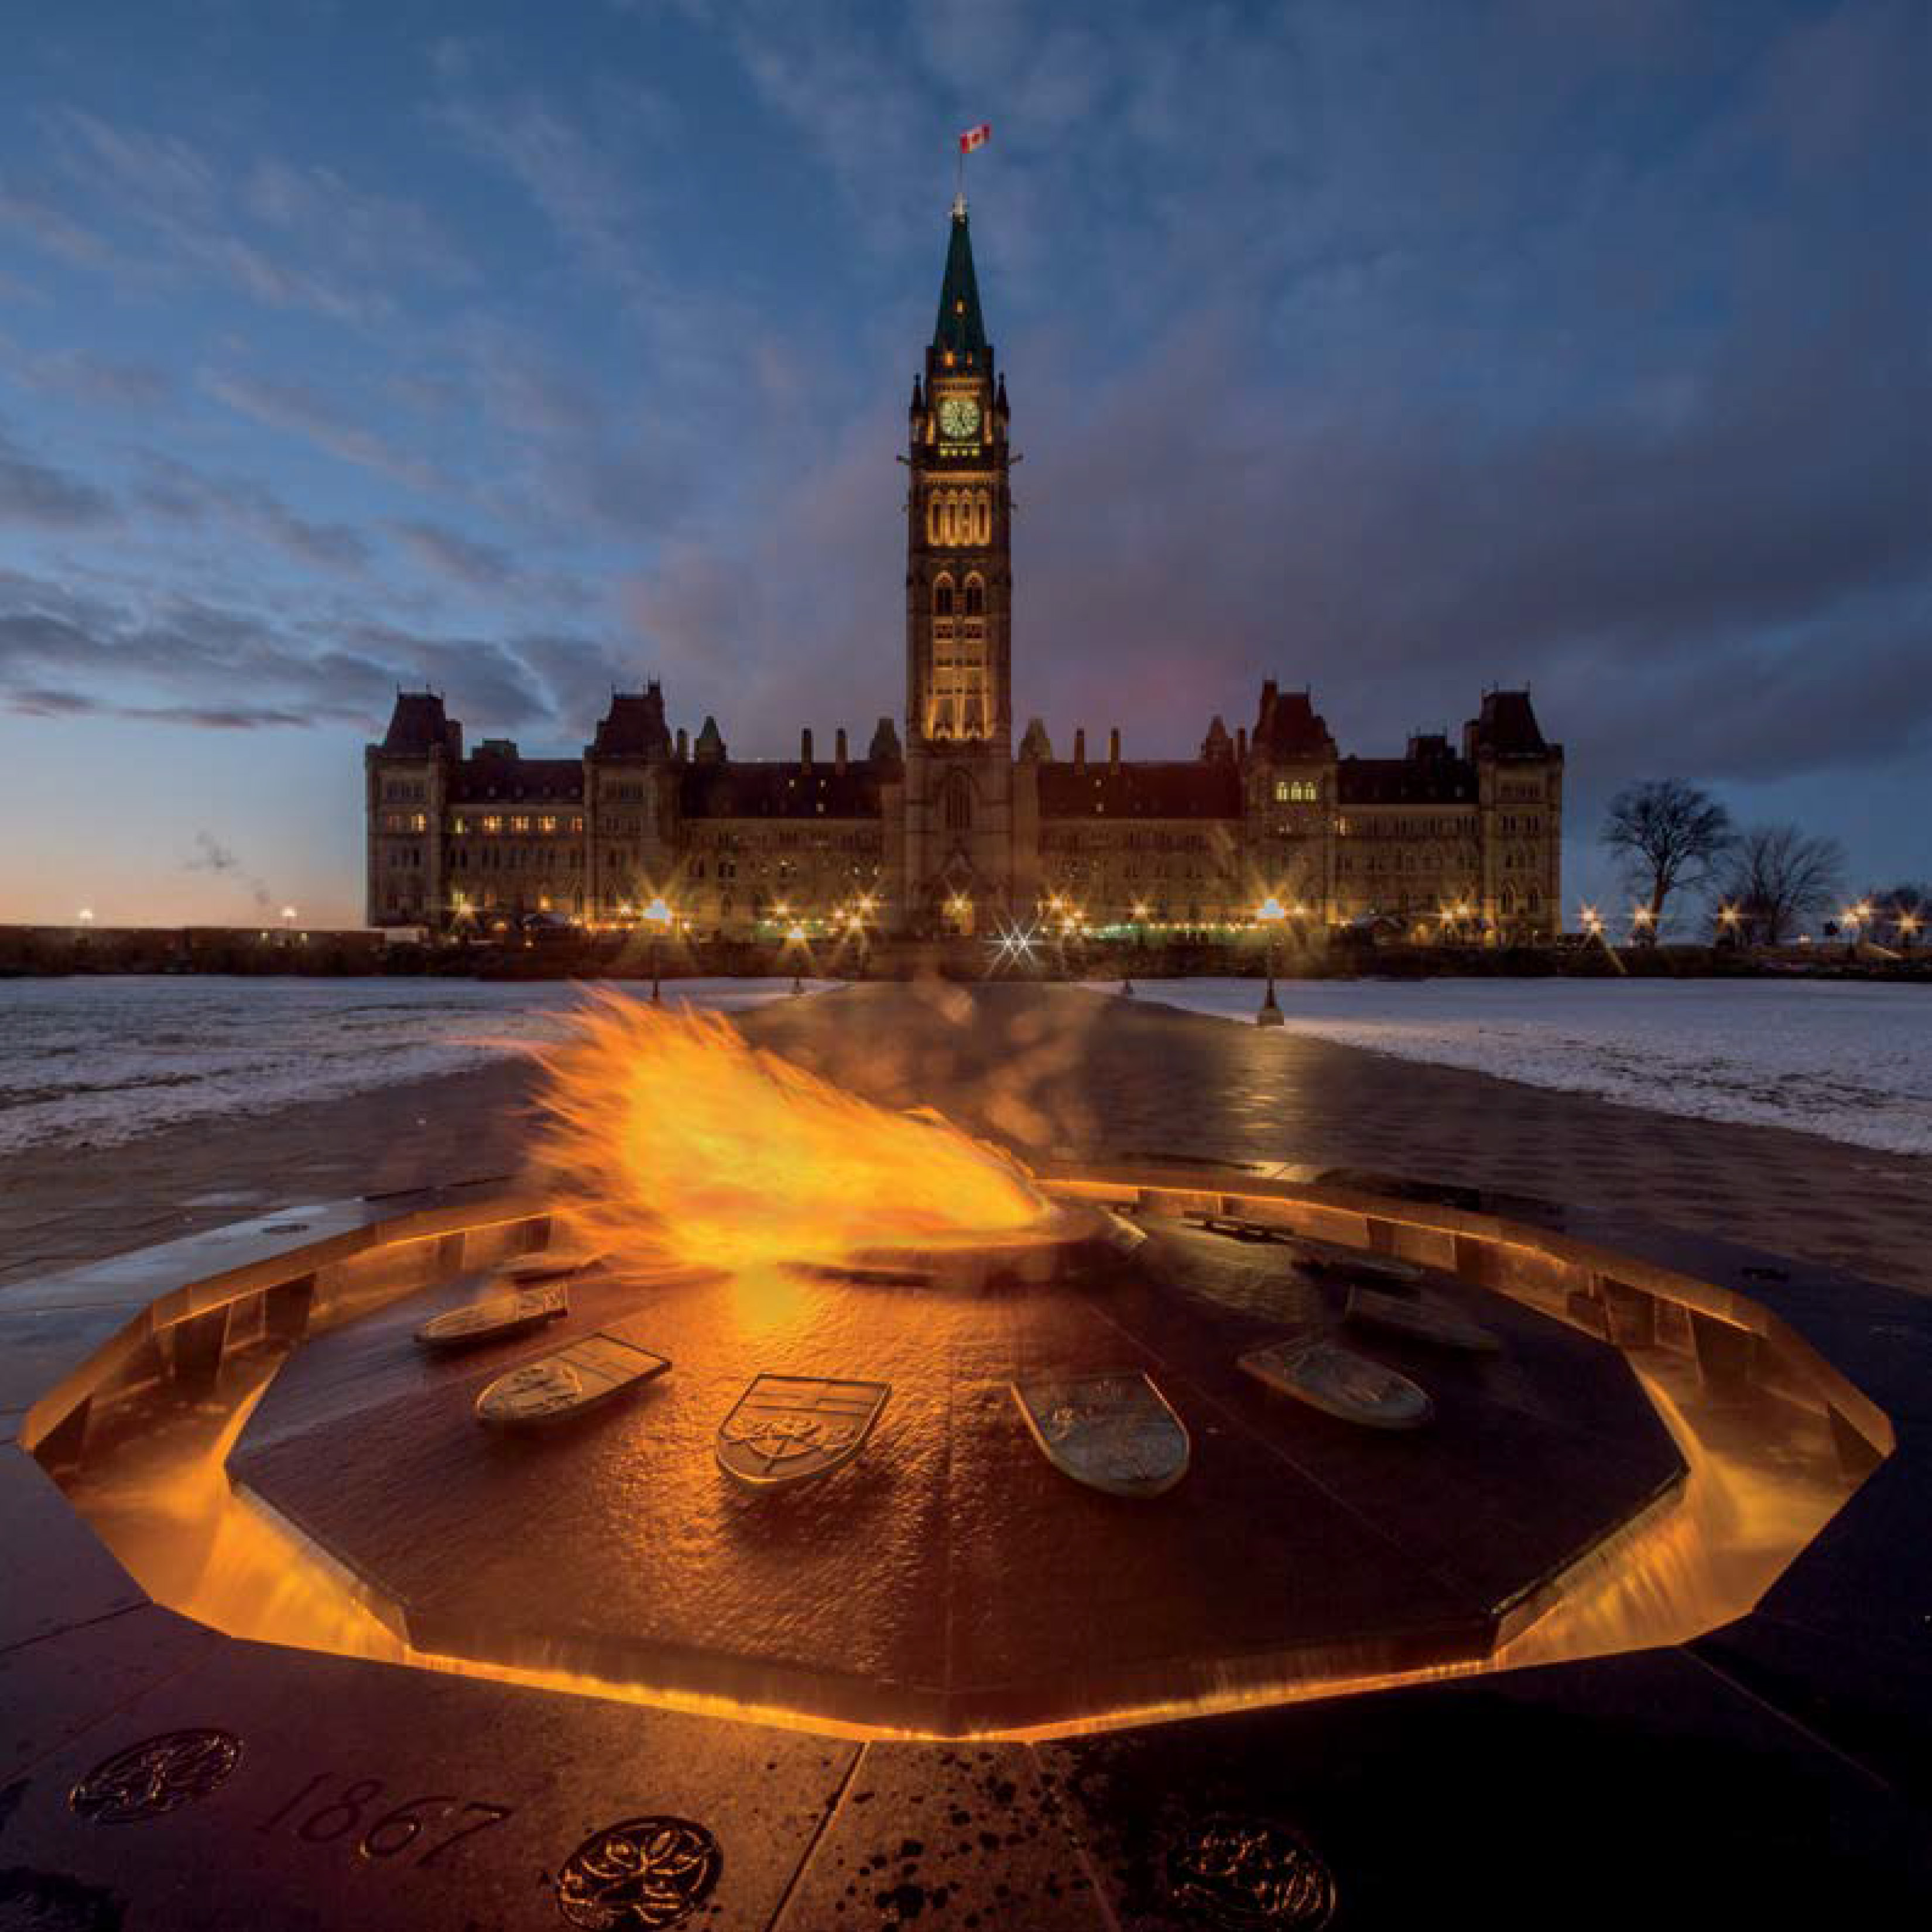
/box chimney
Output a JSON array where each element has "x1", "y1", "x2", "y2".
[
  {"x1": 800, "y1": 727, "x2": 814, "y2": 770},
  {"x1": 1236, "y1": 725, "x2": 1248, "y2": 763},
  {"x1": 1073, "y1": 727, "x2": 1087, "y2": 771},
  {"x1": 834, "y1": 727, "x2": 848, "y2": 774},
  {"x1": 674, "y1": 725, "x2": 688, "y2": 761},
  {"x1": 1108, "y1": 727, "x2": 1121, "y2": 772}
]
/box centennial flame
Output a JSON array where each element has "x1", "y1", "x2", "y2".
[{"x1": 530, "y1": 994, "x2": 1054, "y2": 1271}]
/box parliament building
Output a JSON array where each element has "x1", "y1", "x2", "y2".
[{"x1": 367, "y1": 198, "x2": 1563, "y2": 946}]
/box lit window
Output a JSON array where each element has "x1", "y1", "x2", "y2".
[
  {"x1": 539, "y1": 815, "x2": 557, "y2": 833},
  {"x1": 482, "y1": 816, "x2": 502, "y2": 834}
]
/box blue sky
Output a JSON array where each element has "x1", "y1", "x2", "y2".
[{"x1": 1, "y1": 0, "x2": 1926, "y2": 927}]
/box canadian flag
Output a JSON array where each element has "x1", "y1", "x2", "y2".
[{"x1": 958, "y1": 122, "x2": 992, "y2": 155}]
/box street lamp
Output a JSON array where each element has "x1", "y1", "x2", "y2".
[
  {"x1": 786, "y1": 919, "x2": 807, "y2": 995},
  {"x1": 1255, "y1": 895, "x2": 1286, "y2": 1026},
  {"x1": 642, "y1": 895, "x2": 673, "y2": 1002},
  {"x1": 1631, "y1": 905, "x2": 1656, "y2": 943}
]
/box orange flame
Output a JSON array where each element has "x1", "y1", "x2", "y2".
[{"x1": 530, "y1": 993, "x2": 1053, "y2": 1271}]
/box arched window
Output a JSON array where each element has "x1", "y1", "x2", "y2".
[
  {"x1": 933, "y1": 577, "x2": 955, "y2": 616},
  {"x1": 943, "y1": 769, "x2": 973, "y2": 833},
  {"x1": 964, "y1": 576, "x2": 984, "y2": 617},
  {"x1": 925, "y1": 494, "x2": 940, "y2": 546},
  {"x1": 975, "y1": 491, "x2": 991, "y2": 544}
]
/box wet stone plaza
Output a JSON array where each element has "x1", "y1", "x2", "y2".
[{"x1": 2, "y1": 986, "x2": 1930, "y2": 1927}]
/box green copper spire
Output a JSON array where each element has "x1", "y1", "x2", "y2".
[{"x1": 931, "y1": 195, "x2": 989, "y2": 370}]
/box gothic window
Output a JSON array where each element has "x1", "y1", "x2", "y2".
[
  {"x1": 943, "y1": 769, "x2": 974, "y2": 832},
  {"x1": 934, "y1": 577, "x2": 955, "y2": 616},
  {"x1": 975, "y1": 491, "x2": 991, "y2": 544},
  {"x1": 964, "y1": 576, "x2": 984, "y2": 617}
]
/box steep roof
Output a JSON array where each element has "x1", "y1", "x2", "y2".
[
  {"x1": 379, "y1": 691, "x2": 460, "y2": 756},
  {"x1": 932, "y1": 203, "x2": 990, "y2": 371},
  {"x1": 1252, "y1": 680, "x2": 1336, "y2": 759},
  {"x1": 590, "y1": 687, "x2": 672, "y2": 758},
  {"x1": 1468, "y1": 690, "x2": 1553, "y2": 758},
  {"x1": 679, "y1": 761, "x2": 884, "y2": 820},
  {"x1": 1038, "y1": 761, "x2": 1242, "y2": 820}
]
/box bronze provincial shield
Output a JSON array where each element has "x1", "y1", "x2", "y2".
[{"x1": 714, "y1": 1373, "x2": 890, "y2": 1486}]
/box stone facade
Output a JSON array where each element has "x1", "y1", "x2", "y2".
[{"x1": 367, "y1": 200, "x2": 1562, "y2": 945}]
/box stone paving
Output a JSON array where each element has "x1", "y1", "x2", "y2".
[{"x1": 1, "y1": 982, "x2": 1925, "y2": 1300}]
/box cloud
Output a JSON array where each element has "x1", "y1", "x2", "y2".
[
  {"x1": 32, "y1": 107, "x2": 473, "y2": 326},
  {"x1": 427, "y1": 49, "x2": 663, "y2": 307},
  {"x1": 135, "y1": 455, "x2": 371, "y2": 571},
  {"x1": 200, "y1": 369, "x2": 443, "y2": 493},
  {"x1": 0, "y1": 567, "x2": 580, "y2": 735},
  {"x1": 389, "y1": 519, "x2": 517, "y2": 590},
  {"x1": 0, "y1": 184, "x2": 113, "y2": 268},
  {"x1": 0, "y1": 421, "x2": 117, "y2": 529},
  {"x1": 18, "y1": 351, "x2": 174, "y2": 410}
]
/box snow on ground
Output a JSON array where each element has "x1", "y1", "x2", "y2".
[
  {"x1": 0, "y1": 977, "x2": 833, "y2": 1152},
  {"x1": 1092, "y1": 977, "x2": 1932, "y2": 1156}
]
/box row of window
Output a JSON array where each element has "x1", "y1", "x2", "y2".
[
  {"x1": 932, "y1": 576, "x2": 986, "y2": 616},
  {"x1": 926, "y1": 492, "x2": 992, "y2": 548}
]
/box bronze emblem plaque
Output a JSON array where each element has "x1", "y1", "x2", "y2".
[
  {"x1": 416, "y1": 1282, "x2": 568, "y2": 1351},
  {"x1": 714, "y1": 1373, "x2": 890, "y2": 1486},
  {"x1": 70, "y1": 1728, "x2": 242, "y2": 1823},
  {"x1": 1012, "y1": 1370, "x2": 1191, "y2": 1498},
  {"x1": 556, "y1": 1813, "x2": 721, "y2": 1929},
  {"x1": 475, "y1": 1332, "x2": 669, "y2": 1428},
  {"x1": 1239, "y1": 1338, "x2": 1434, "y2": 1430},
  {"x1": 1166, "y1": 1813, "x2": 1337, "y2": 1928}
]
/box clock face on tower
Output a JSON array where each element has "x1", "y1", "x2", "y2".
[{"x1": 938, "y1": 394, "x2": 981, "y2": 441}]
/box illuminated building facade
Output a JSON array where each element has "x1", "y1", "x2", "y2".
[{"x1": 368, "y1": 200, "x2": 1563, "y2": 944}]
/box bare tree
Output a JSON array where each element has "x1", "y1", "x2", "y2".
[
  {"x1": 1714, "y1": 825, "x2": 1847, "y2": 945},
  {"x1": 1601, "y1": 779, "x2": 1735, "y2": 933}
]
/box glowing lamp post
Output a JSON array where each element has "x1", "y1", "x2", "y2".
[
  {"x1": 1900, "y1": 912, "x2": 1920, "y2": 951},
  {"x1": 1631, "y1": 905, "x2": 1656, "y2": 944},
  {"x1": 1255, "y1": 896, "x2": 1286, "y2": 1026},
  {"x1": 787, "y1": 920, "x2": 807, "y2": 996},
  {"x1": 1717, "y1": 904, "x2": 1741, "y2": 947},
  {"x1": 642, "y1": 895, "x2": 673, "y2": 1003}
]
